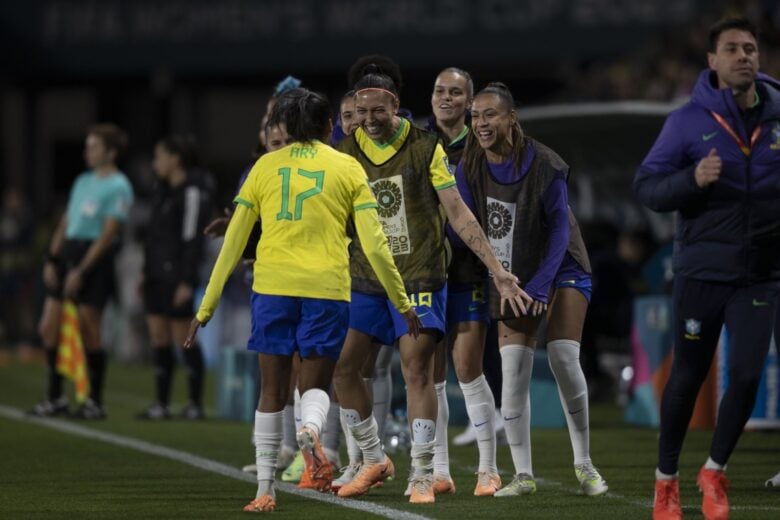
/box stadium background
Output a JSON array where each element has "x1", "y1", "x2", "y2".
[
  {"x1": 1, "y1": 1, "x2": 780, "y2": 518},
  {"x1": 3, "y1": 0, "x2": 779, "y2": 370}
]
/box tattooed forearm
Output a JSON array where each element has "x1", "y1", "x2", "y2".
[
  {"x1": 440, "y1": 186, "x2": 502, "y2": 273},
  {"x1": 456, "y1": 218, "x2": 496, "y2": 268}
]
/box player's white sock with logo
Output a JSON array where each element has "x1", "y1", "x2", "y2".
[
  {"x1": 433, "y1": 382, "x2": 451, "y2": 477},
  {"x1": 547, "y1": 340, "x2": 590, "y2": 466},
  {"x1": 500, "y1": 345, "x2": 534, "y2": 476},
  {"x1": 299, "y1": 388, "x2": 329, "y2": 438},
  {"x1": 460, "y1": 374, "x2": 498, "y2": 474},
  {"x1": 253, "y1": 410, "x2": 283, "y2": 498},
  {"x1": 293, "y1": 388, "x2": 302, "y2": 432},
  {"x1": 411, "y1": 418, "x2": 436, "y2": 479},
  {"x1": 340, "y1": 408, "x2": 363, "y2": 466},
  {"x1": 343, "y1": 409, "x2": 385, "y2": 464},
  {"x1": 321, "y1": 400, "x2": 341, "y2": 464},
  {"x1": 281, "y1": 404, "x2": 297, "y2": 451}
]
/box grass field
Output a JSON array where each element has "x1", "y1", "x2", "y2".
[{"x1": 1, "y1": 358, "x2": 779, "y2": 519}]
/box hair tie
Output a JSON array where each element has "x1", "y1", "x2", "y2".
[
  {"x1": 274, "y1": 75, "x2": 302, "y2": 95},
  {"x1": 355, "y1": 87, "x2": 398, "y2": 100}
]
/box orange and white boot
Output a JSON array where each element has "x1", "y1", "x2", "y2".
[
  {"x1": 337, "y1": 456, "x2": 395, "y2": 498},
  {"x1": 296, "y1": 426, "x2": 332, "y2": 492},
  {"x1": 243, "y1": 495, "x2": 276, "y2": 513},
  {"x1": 473, "y1": 472, "x2": 501, "y2": 496}
]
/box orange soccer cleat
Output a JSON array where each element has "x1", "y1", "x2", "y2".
[
  {"x1": 409, "y1": 474, "x2": 435, "y2": 504},
  {"x1": 242, "y1": 495, "x2": 276, "y2": 513},
  {"x1": 697, "y1": 467, "x2": 729, "y2": 520},
  {"x1": 473, "y1": 472, "x2": 501, "y2": 496},
  {"x1": 336, "y1": 456, "x2": 395, "y2": 498},
  {"x1": 653, "y1": 479, "x2": 683, "y2": 520},
  {"x1": 296, "y1": 427, "x2": 332, "y2": 492},
  {"x1": 433, "y1": 474, "x2": 456, "y2": 495}
]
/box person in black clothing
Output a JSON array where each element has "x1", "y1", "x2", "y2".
[
  {"x1": 138, "y1": 135, "x2": 212, "y2": 420},
  {"x1": 635, "y1": 18, "x2": 780, "y2": 520}
]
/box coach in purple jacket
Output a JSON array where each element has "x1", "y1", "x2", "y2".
[{"x1": 634, "y1": 18, "x2": 780, "y2": 520}]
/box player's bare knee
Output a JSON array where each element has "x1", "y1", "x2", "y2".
[{"x1": 402, "y1": 363, "x2": 430, "y2": 389}]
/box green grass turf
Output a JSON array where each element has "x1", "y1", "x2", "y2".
[{"x1": 1, "y1": 358, "x2": 779, "y2": 519}]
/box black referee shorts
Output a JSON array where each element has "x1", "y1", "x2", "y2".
[
  {"x1": 46, "y1": 240, "x2": 117, "y2": 309},
  {"x1": 143, "y1": 278, "x2": 195, "y2": 319}
]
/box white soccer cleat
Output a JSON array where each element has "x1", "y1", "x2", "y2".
[
  {"x1": 494, "y1": 473, "x2": 537, "y2": 497},
  {"x1": 575, "y1": 462, "x2": 608, "y2": 496}
]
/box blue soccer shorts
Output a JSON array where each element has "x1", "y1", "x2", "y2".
[
  {"x1": 248, "y1": 293, "x2": 349, "y2": 360},
  {"x1": 350, "y1": 286, "x2": 447, "y2": 343}
]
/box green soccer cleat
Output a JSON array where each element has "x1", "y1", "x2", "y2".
[
  {"x1": 575, "y1": 462, "x2": 608, "y2": 496},
  {"x1": 494, "y1": 473, "x2": 537, "y2": 497},
  {"x1": 281, "y1": 450, "x2": 305, "y2": 483}
]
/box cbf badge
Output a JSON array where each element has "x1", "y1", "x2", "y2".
[
  {"x1": 771, "y1": 122, "x2": 780, "y2": 150},
  {"x1": 684, "y1": 318, "x2": 701, "y2": 340}
]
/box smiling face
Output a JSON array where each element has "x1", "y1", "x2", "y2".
[
  {"x1": 340, "y1": 96, "x2": 359, "y2": 135},
  {"x1": 470, "y1": 93, "x2": 515, "y2": 156},
  {"x1": 355, "y1": 89, "x2": 399, "y2": 142},
  {"x1": 708, "y1": 28, "x2": 759, "y2": 92},
  {"x1": 431, "y1": 70, "x2": 471, "y2": 126}
]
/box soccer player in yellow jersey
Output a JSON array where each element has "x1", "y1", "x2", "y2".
[
  {"x1": 332, "y1": 57, "x2": 532, "y2": 504},
  {"x1": 183, "y1": 88, "x2": 420, "y2": 514}
]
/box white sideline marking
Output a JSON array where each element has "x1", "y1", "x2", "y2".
[{"x1": 0, "y1": 405, "x2": 429, "y2": 520}]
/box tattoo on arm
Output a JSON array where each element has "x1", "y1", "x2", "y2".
[{"x1": 456, "y1": 219, "x2": 491, "y2": 262}]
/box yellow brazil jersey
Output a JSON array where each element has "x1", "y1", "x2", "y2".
[
  {"x1": 355, "y1": 117, "x2": 456, "y2": 191},
  {"x1": 235, "y1": 140, "x2": 378, "y2": 302}
]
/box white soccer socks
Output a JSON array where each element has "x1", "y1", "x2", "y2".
[
  {"x1": 411, "y1": 418, "x2": 436, "y2": 479},
  {"x1": 547, "y1": 339, "x2": 591, "y2": 466},
  {"x1": 299, "y1": 388, "x2": 330, "y2": 438},
  {"x1": 460, "y1": 374, "x2": 498, "y2": 474},
  {"x1": 340, "y1": 408, "x2": 363, "y2": 466},
  {"x1": 432, "y1": 382, "x2": 451, "y2": 477},
  {"x1": 253, "y1": 410, "x2": 283, "y2": 498},
  {"x1": 281, "y1": 403, "x2": 297, "y2": 452},
  {"x1": 293, "y1": 388, "x2": 302, "y2": 432},
  {"x1": 500, "y1": 345, "x2": 534, "y2": 476},
  {"x1": 343, "y1": 408, "x2": 385, "y2": 464},
  {"x1": 321, "y1": 400, "x2": 342, "y2": 465}
]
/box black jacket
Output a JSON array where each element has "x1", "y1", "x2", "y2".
[
  {"x1": 144, "y1": 172, "x2": 212, "y2": 285},
  {"x1": 634, "y1": 71, "x2": 780, "y2": 284}
]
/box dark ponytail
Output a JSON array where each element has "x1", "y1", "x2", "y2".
[
  {"x1": 268, "y1": 88, "x2": 331, "y2": 143},
  {"x1": 463, "y1": 82, "x2": 525, "y2": 183},
  {"x1": 349, "y1": 54, "x2": 402, "y2": 98}
]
